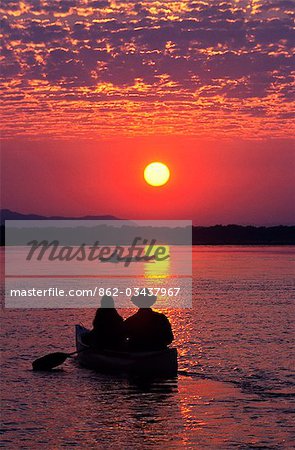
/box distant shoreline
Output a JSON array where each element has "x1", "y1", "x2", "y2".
[
  {"x1": 1, "y1": 224, "x2": 294, "y2": 246},
  {"x1": 1, "y1": 209, "x2": 294, "y2": 246},
  {"x1": 2, "y1": 243, "x2": 295, "y2": 247},
  {"x1": 191, "y1": 225, "x2": 295, "y2": 245}
]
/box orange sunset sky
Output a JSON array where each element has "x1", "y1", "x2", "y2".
[{"x1": 1, "y1": 0, "x2": 294, "y2": 224}]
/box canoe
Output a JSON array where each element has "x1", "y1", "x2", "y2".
[{"x1": 75, "y1": 324, "x2": 178, "y2": 377}]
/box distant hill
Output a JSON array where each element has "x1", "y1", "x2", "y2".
[
  {"x1": 0, "y1": 209, "x2": 120, "y2": 225},
  {"x1": 0, "y1": 210, "x2": 294, "y2": 245}
]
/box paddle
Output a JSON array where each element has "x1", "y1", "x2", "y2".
[{"x1": 32, "y1": 349, "x2": 83, "y2": 371}]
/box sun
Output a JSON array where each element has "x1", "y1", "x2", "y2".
[{"x1": 144, "y1": 162, "x2": 170, "y2": 187}]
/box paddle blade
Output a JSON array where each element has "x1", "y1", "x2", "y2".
[{"x1": 32, "y1": 352, "x2": 70, "y2": 371}]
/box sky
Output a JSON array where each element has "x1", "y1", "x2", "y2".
[{"x1": 1, "y1": 0, "x2": 295, "y2": 224}]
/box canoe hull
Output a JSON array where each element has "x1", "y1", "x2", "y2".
[{"x1": 75, "y1": 325, "x2": 178, "y2": 377}]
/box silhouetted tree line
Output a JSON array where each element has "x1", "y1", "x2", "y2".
[
  {"x1": 1, "y1": 224, "x2": 294, "y2": 246},
  {"x1": 191, "y1": 225, "x2": 295, "y2": 245}
]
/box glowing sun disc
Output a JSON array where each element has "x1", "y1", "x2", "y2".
[{"x1": 144, "y1": 162, "x2": 170, "y2": 187}]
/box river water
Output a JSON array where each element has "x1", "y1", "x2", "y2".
[{"x1": 1, "y1": 246, "x2": 294, "y2": 448}]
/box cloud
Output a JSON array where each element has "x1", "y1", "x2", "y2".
[
  {"x1": 0, "y1": 0, "x2": 294, "y2": 139},
  {"x1": 1, "y1": 46, "x2": 21, "y2": 78}
]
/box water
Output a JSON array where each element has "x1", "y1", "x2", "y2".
[{"x1": 1, "y1": 246, "x2": 294, "y2": 448}]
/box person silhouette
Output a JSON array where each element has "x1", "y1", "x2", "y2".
[
  {"x1": 84, "y1": 295, "x2": 124, "y2": 350},
  {"x1": 124, "y1": 288, "x2": 174, "y2": 351}
]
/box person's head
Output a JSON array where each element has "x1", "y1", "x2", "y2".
[
  {"x1": 100, "y1": 295, "x2": 115, "y2": 308},
  {"x1": 130, "y1": 288, "x2": 157, "y2": 309}
]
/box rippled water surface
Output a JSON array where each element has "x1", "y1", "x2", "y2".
[{"x1": 1, "y1": 246, "x2": 294, "y2": 448}]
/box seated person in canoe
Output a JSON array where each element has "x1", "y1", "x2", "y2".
[
  {"x1": 83, "y1": 295, "x2": 124, "y2": 350},
  {"x1": 124, "y1": 289, "x2": 174, "y2": 351}
]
